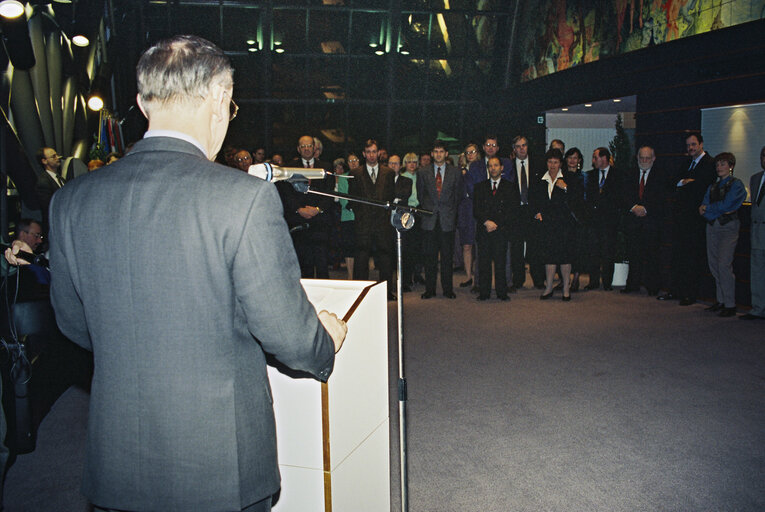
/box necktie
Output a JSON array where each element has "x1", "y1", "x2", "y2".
[
  {"x1": 371, "y1": 168, "x2": 377, "y2": 184},
  {"x1": 492, "y1": 181, "x2": 497, "y2": 196},
  {"x1": 757, "y1": 180, "x2": 765, "y2": 205},
  {"x1": 520, "y1": 161, "x2": 528, "y2": 205},
  {"x1": 599, "y1": 170, "x2": 606, "y2": 189},
  {"x1": 689, "y1": 160, "x2": 696, "y2": 173},
  {"x1": 639, "y1": 170, "x2": 646, "y2": 201},
  {"x1": 56, "y1": 175, "x2": 65, "y2": 188},
  {"x1": 304, "y1": 160, "x2": 312, "y2": 168},
  {"x1": 436, "y1": 167, "x2": 442, "y2": 197}
]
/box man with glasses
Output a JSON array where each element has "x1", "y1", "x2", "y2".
[
  {"x1": 509, "y1": 135, "x2": 546, "y2": 290},
  {"x1": 31, "y1": 35, "x2": 346, "y2": 512},
  {"x1": 34, "y1": 147, "x2": 65, "y2": 234},
  {"x1": 233, "y1": 149, "x2": 252, "y2": 172},
  {"x1": 277, "y1": 135, "x2": 335, "y2": 279}
]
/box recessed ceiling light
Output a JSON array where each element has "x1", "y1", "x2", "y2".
[
  {"x1": 375, "y1": 50, "x2": 384, "y2": 55},
  {"x1": 613, "y1": 98, "x2": 622, "y2": 103},
  {"x1": 72, "y1": 34, "x2": 89, "y2": 47},
  {"x1": 584, "y1": 104, "x2": 592, "y2": 107},
  {"x1": 400, "y1": 49, "x2": 410, "y2": 55},
  {"x1": 275, "y1": 48, "x2": 285, "y2": 53},
  {"x1": 248, "y1": 48, "x2": 257, "y2": 53},
  {"x1": 0, "y1": 1, "x2": 24, "y2": 19},
  {"x1": 246, "y1": 39, "x2": 256, "y2": 45},
  {"x1": 369, "y1": 43, "x2": 378, "y2": 48},
  {"x1": 561, "y1": 108, "x2": 568, "y2": 111}
]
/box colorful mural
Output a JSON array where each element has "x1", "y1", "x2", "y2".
[{"x1": 519, "y1": 0, "x2": 765, "y2": 82}]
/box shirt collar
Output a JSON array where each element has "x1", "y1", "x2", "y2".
[{"x1": 144, "y1": 130, "x2": 207, "y2": 158}]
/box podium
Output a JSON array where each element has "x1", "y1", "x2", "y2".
[{"x1": 268, "y1": 279, "x2": 390, "y2": 512}]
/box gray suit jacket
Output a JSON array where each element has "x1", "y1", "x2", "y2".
[
  {"x1": 49, "y1": 136, "x2": 335, "y2": 511},
  {"x1": 751, "y1": 170, "x2": 765, "y2": 250},
  {"x1": 416, "y1": 163, "x2": 464, "y2": 231}
]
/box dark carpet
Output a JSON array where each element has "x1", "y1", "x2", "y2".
[{"x1": 5, "y1": 275, "x2": 765, "y2": 511}]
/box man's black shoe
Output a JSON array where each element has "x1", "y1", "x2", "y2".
[
  {"x1": 477, "y1": 295, "x2": 489, "y2": 301},
  {"x1": 508, "y1": 286, "x2": 518, "y2": 294},
  {"x1": 719, "y1": 307, "x2": 736, "y2": 317},
  {"x1": 497, "y1": 295, "x2": 510, "y2": 301},
  {"x1": 459, "y1": 279, "x2": 473, "y2": 288},
  {"x1": 657, "y1": 293, "x2": 675, "y2": 301},
  {"x1": 421, "y1": 292, "x2": 435, "y2": 299},
  {"x1": 620, "y1": 287, "x2": 638, "y2": 294},
  {"x1": 584, "y1": 283, "x2": 599, "y2": 291},
  {"x1": 705, "y1": 302, "x2": 723, "y2": 312},
  {"x1": 443, "y1": 291, "x2": 456, "y2": 299},
  {"x1": 679, "y1": 297, "x2": 695, "y2": 306},
  {"x1": 739, "y1": 313, "x2": 765, "y2": 320},
  {"x1": 603, "y1": 285, "x2": 614, "y2": 291}
]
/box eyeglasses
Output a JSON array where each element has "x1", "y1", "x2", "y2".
[
  {"x1": 466, "y1": 149, "x2": 478, "y2": 155},
  {"x1": 484, "y1": 143, "x2": 498, "y2": 148},
  {"x1": 229, "y1": 99, "x2": 239, "y2": 121},
  {"x1": 299, "y1": 144, "x2": 314, "y2": 149},
  {"x1": 235, "y1": 156, "x2": 251, "y2": 162},
  {"x1": 23, "y1": 230, "x2": 44, "y2": 240}
]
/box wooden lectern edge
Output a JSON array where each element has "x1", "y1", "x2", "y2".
[{"x1": 322, "y1": 280, "x2": 385, "y2": 512}]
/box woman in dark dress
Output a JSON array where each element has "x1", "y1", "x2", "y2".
[
  {"x1": 562, "y1": 147, "x2": 586, "y2": 291},
  {"x1": 532, "y1": 149, "x2": 583, "y2": 300}
]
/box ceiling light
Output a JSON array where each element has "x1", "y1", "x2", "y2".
[
  {"x1": 87, "y1": 95, "x2": 104, "y2": 111},
  {"x1": 0, "y1": 0, "x2": 24, "y2": 19},
  {"x1": 375, "y1": 50, "x2": 384, "y2": 55},
  {"x1": 246, "y1": 39, "x2": 256, "y2": 45},
  {"x1": 72, "y1": 34, "x2": 89, "y2": 47},
  {"x1": 584, "y1": 104, "x2": 592, "y2": 107},
  {"x1": 248, "y1": 47, "x2": 257, "y2": 53},
  {"x1": 400, "y1": 49, "x2": 410, "y2": 55},
  {"x1": 613, "y1": 98, "x2": 622, "y2": 103},
  {"x1": 275, "y1": 48, "x2": 285, "y2": 53},
  {"x1": 561, "y1": 108, "x2": 568, "y2": 111}
]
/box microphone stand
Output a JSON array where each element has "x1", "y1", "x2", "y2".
[{"x1": 295, "y1": 178, "x2": 431, "y2": 512}]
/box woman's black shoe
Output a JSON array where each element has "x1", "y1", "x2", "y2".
[
  {"x1": 562, "y1": 295, "x2": 571, "y2": 302},
  {"x1": 705, "y1": 302, "x2": 723, "y2": 312},
  {"x1": 540, "y1": 291, "x2": 553, "y2": 300}
]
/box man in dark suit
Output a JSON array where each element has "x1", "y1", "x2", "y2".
[
  {"x1": 473, "y1": 156, "x2": 519, "y2": 301},
  {"x1": 585, "y1": 147, "x2": 624, "y2": 291},
  {"x1": 277, "y1": 135, "x2": 334, "y2": 279},
  {"x1": 34, "y1": 146, "x2": 65, "y2": 234},
  {"x1": 508, "y1": 135, "x2": 546, "y2": 290},
  {"x1": 348, "y1": 139, "x2": 398, "y2": 299},
  {"x1": 622, "y1": 145, "x2": 670, "y2": 295},
  {"x1": 741, "y1": 145, "x2": 765, "y2": 319},
  {"x1": 658, "y1": 132, "x2": 717, "y2": 305},
  {"x1": 417, "y1": 139, "x2": 465, "y2": 299},
  {"x1": 42, "y1": 35, "x2": 346, "y2": 512}
]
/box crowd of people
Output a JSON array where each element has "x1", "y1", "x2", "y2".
[{"x1": 221, "y1": 132, "x2": 763, "y2": 319}]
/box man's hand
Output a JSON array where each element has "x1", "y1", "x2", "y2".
[
  {"x1": 297, "y1": 206, "x2": 320, "y2": 219},
  {"x1": 631, "y1": 205, "x2": 647, "y2": 217},
  {"x1": 555, "y1": 178, "x2": 567, "y2": 190},
  {"x1": 681, "y1": 178, "x2": 695, "y2": 186},
  {"x1": 534, "y1": 213, "x2": 543, "y2": 221},
  {"x1": 318, "y1": 310, "x2": 348, "y2": 353},
  {"x1": 698, "y1": 204, "x2": 707, "y2": 216},
  {"x1": 484, "y1": 220, "x2": 498, "y2": 232},
  {"x1": 4, "y1": 240, "x2": 33, "y2": 266}
]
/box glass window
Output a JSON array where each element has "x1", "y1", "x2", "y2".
[
  {"x1": 271, "y1": 56, "x2": 309, "y2": 99},
  {"x1": 222, "y1": 7, "x2": 261, "y2": 51},
  {"x1": 349, "y1": 11, "x2": 387, "y2": 55},
  {"x1": 309, "y1": 11, "x2": 350, "y2": 54},
  {"x1": 308, "y1": 57, "x2": 348, "y2": 100},
  {"x1": 273, "y1": 8, "x2": 307, "y2": 53},
  {"x1": 348, "y1": 56, "x2": 387, "y2": 100}
]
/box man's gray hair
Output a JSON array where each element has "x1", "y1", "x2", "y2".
[{"x1": 137, "y1": 35, "x2": 233, "y2": 106}]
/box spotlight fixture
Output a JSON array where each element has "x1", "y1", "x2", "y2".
[
  {"x1": 0, "y1": 0, "x2": 23, "y2": 19},
  {"x1": 87, "y1": 94, "x2": 104, "y2": 111},
  {"x1": 72, "y1": 34, "x2": 88, "y2": 47},
  {"x1": 0, "y1": 1, "x2": 35, "y2": 69}
]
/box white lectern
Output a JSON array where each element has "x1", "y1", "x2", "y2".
[{"x1": 268, "y1": 279, "x2": 390, "y2": 512}]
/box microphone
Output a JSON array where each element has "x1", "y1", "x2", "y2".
[
  {"x1": 248, "y1": 163, "x2": 327, "y2": 182},
  {"x1": 15, "y1": 250, "x2": 50, "y2": 269}
]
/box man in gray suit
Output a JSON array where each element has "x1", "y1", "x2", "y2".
[
  {"x1": 41, "y1": 35, "x2": 346, "y2": 511},
  {"x1": 741, "y1": 145, "x2": 765, "y2": 320},
  {"x1": 417, "y1": 140, "x2": 465, "y2": 299}
]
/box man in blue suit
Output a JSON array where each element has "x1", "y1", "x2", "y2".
[
  {"x1": 741, "y1": 145, "x2": 765, "y2": 320},
  {"x1": 417, "y1": 140, "x2": 465, "y2": 299}
]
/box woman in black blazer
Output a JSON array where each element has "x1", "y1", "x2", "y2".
[
  {"x1": 563, "y1": 147, "x2": 587, "y2": 292},
  {"x1": 532, "y1": 149, "x2": 584, "y2": 300}
]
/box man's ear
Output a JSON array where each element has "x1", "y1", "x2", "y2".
[
  {"x1": 136, "y1": 94, "x2": 149, "y2": 119},
  {"x1": 209, "y1": 83, "x2": 229, "y2": 123}
]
